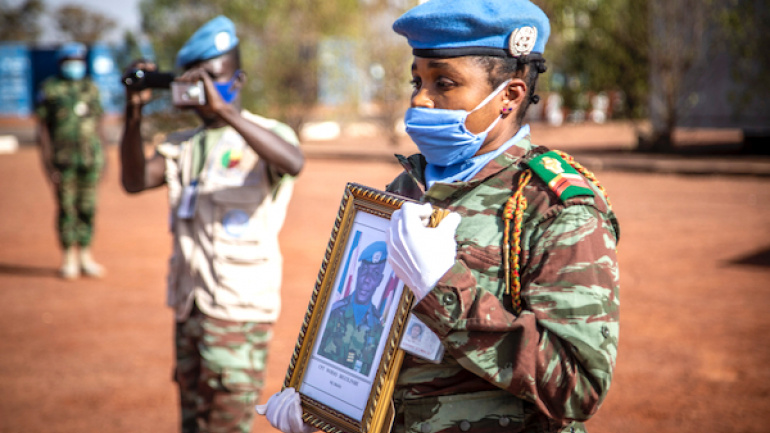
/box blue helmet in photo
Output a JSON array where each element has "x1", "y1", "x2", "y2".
[
  {"x1": 57, "y1": 42, "x2": 87, "y2": 61},
  {"x1": 176, "y1": 15, "x2": 240, "y2": 69},
  {"x1": 359, "y1": 241, "x2": 388, "y2": 265},
  {"x1": 393, "y1": 0, "x2": 550, "y2": 59}
]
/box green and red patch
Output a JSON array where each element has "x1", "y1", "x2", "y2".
[{"x1": 528, "y1": 151, "x2": 594, "y2": 201}]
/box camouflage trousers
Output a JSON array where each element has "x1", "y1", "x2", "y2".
[
  {"x1": 54, "y1": 156, "x2": 102, "y2": 249},
  {"x1": 174, "y1": 305, "x2": 273, "y2": 433}
]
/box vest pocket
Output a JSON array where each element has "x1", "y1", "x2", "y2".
[{"x1": 211, "y1": 194, "x2": 281, "y2": 310}]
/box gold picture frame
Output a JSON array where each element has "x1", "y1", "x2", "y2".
[{"x1": 283, "y1": 183, "x2": 414, "y2": 433}]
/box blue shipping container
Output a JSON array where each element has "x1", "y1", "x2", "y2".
[
  {"x1": 30, "y1": 47, "x2": 59, "y2": 111},
  {"x1": 88, "y1": 43, "x2": 124, "y2": 115},
  {"x1": 0, "y1": 43, "x2": 33, "y2": 117}
]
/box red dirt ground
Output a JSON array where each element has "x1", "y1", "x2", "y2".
[{"x1": 1, "y1": 133, "x2": 769, "y2": 433}]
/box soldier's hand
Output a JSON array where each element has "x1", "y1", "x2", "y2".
[
  {"x1": 123, "y1": 59, "x2": 156, "y2": 107},
  {"x1": 176, "y1": 66, "x2": 231, "y2": 117},
  {"x1": 387, "y1": 202, "x2": 461, "y2": 302},
  {"x1": 255, "y1": 387, "x2": 316, "y2": 433}
]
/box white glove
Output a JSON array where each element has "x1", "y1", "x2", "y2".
[
  {"x1": 255, "y1": 387, "x2": 316, "y2": 433},
  {"x1": 387, "y1": 202, "x2": 462, "y2": 302}
]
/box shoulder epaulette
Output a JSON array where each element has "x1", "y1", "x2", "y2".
[{"x1": 527, "y1": 150, "x2": 594, "y2": 201}]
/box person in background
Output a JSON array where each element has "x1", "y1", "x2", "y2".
[
  {"x1": 119, "y1": 15, "x2": 304, "y2": 433},
  {"x1": 36, "y1": 41, "x2": 107, "y2": 280},
  {"x1": 258, "y1": 0, "x2": 620, "y2": 432}
]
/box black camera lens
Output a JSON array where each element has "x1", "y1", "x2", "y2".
[{"x1": 122, "y1": 69, "x2": 176, "y2": 90}]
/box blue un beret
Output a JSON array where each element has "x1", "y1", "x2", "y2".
[
  {"x1": 57, "y1": 42, "x2": 87, "y2": 61},
  {"x1": 176, "y1": 15, "x2": 240, "y2": 69},
  {"x1": 393, "y1": 0, "x2": 550, "y2": 59},
  {"x1": 359, "y1": 241, "x2": 388, "y2": 265}
]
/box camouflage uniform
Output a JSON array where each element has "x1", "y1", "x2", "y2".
[
  {"x1": 319, "y1": 296, "x2": 384, "y2": 376},
  {"x1": 159, "y1": 111, "x2": 299, "y2": 433},
  {"x1": 175, "y1": 306, "x2": 272, "y2": 433},
  {"x1": 386, "y1": 136, "x2": 620, "y2": 433},
  {"x1": 36, "y1": 76, "x2": 104, "y2": 248}
]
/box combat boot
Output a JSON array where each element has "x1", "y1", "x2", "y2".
[
  {"x1": 79, "y1": 246, "x2": 105, "y2": 278},
  {"x1": 60, "y1": 246, "x2": 79, "y2": 280}
]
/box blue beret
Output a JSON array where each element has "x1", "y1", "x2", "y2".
[
  {"x1": 393, "y1": 0, "x2": 550, "y2": 59},
  {"x1": 176, "y1": 15, "x2": 239, "y2": 68},
  {"x1": 57, "y1": 42, "x2": 87, "y2": 61},
  {"x1": 359, "y1": 241, "x2": 388, "y2": 265}
]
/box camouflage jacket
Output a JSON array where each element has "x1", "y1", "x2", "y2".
[
  {"x1": 36, "y1": 76, "x2": 103, "y2": 165},
  {"x1": 386, "y1": 136, "x2": 620, "y2": 433},
  {"x1": 318, "y1": 296, "x2": 384, "y2": 376}
]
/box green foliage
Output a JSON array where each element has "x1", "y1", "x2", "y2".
[
  {"x1": 533, "y1": 0, "x2": 650, "y2": 119},
  {"x1": 0, "y1": 0, "x2": 44, "y2": 42},
  {"x1": 715, "y1": 0, "x2": 770, "y2": 109},
  {"x1": 54, "y1": 4, "x2": 117, "y2": 44},
  {"x1": 353, "y1": 0, "x2": 415, "y2": 146}
]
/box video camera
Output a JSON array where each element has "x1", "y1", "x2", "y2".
[{"x1": 122, "y1": 69, "x2": 206, "y2": 106}]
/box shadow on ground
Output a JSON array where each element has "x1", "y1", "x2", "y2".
[
  {"x1": 729, "y1": 246, "x2": 770, "y2": 268},
  {"x1": 0, "y1": 263, "x2": 59, "y2": 278}
]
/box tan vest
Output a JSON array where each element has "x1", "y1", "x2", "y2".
[{"x1": 157, "y1": 111, "x2": 296, "y2": 322}]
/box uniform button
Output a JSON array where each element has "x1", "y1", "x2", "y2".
[
  {"x1": 441, "y1": 292, "x2": 457, "y2": 305},
  {"x1": 459, "y1": 420, "x2": 471, "y2": 431},
  {"x1": 499, "y1": 417, "x2": 511, "y2": 427},
  {"x1": 420, "y1": 423, "x2": 432, "y2": 433},
  {"x1": 601, "y1": 326, "x2": 610, "y2": 338}
]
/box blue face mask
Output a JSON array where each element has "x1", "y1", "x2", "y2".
[
  {"x1": 61, "y1": 60, "x2": 87, "y2": 81},
  {"x1": 213, "y1": 70, "x2": 241, "y2": 104},
  {"x1": 404, "y1": 79, "x2": 511, "y2": 167}
]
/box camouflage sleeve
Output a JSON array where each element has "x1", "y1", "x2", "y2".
[
  {"x1": 412, "y1": 203, "x2": 619, "y2": 423},
  {"x1": 88, "y1": 80, "x2": 104, "y2": 117},
  {"x1": 35, "y1": 80, "x2": 51, "y2": 120}
]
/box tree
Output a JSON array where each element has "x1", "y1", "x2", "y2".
[
  {"x1": 533, "y1": 0, "x2": 650, "y2": 120},
  {"x1": 642, "y1": 0, "x2": 710, "y2": 152},
  {"x1": 54, "y1": 4, "x2": 116, "y2": 44},
  {"x1": 535, "y1": 0, "x2": 720, "y2": 152},
  {"x1": 0, "y1": 0, "x2": 44, "y2": 42},
  {"x1": 716, "y1": 0, "x2": 770, "y2": 129},
  {"x1": 355, "y1": 0, "x2": 414, "y2": 147}
]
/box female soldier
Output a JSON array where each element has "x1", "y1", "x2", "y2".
[{"x1": 259, "y1": 1, "x2": 620, "y2": 432}]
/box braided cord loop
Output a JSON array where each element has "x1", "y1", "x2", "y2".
[
  {"x1": 503, "y1": 151, "x2": 613, "y2": 316},
  {"x1": 503, "y1": 170, "x2": 532, "y2": 315}
]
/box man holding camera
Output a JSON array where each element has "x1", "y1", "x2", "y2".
[{"x1": 119, "y1": 15, "x2": 304, "y2": 433}]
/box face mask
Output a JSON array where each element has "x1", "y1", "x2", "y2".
[
  {"x1": 404, "y1": 79, "x2": 511, "y2": 167},
  {"x1": 213, "y1": 70, "x2": 241, "y2": 104},
  {"x1": 61, "y1": 60, "x2": 87, "y2": 81}
]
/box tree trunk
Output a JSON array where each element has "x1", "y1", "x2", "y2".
[{"x1": 640, "y1": 0, "x2": 705, "y2": 153}]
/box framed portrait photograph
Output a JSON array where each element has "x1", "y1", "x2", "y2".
[{"x1": 282, "y1": 183, "x2": 415, "y2": 433}]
